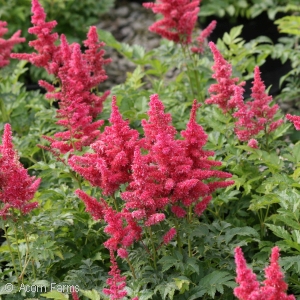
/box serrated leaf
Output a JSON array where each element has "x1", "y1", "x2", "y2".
[
  {"x1": 157, "y1": 256, "x2": 179, "y2": 273},
  {"x1": 266, "y1": 224, "x2": 291, "y2": 240},
  {"x1": 155, "y1": 282, "x2": 177, "y2": 300},
  {"x1": 281, "y1": 256, "x2": 300, "y2": 272},
  {"x1": 139, "y1": 290, "x2": 154, "y2": 300},
  {"x1": 224, "y1": 226, "x2": 259, "y2": 244},
  {"x1": 196, "y1": 271, "x2": 236, "y2": 299}
]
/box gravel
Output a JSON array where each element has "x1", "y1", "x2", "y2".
[{"x1": 96, "y1": 2, "x2": 161, "y2": 91}]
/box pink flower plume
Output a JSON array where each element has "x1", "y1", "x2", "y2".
[
  {"x1": 0, "y1": 21, "x2": 25, "y2": 68},
  {"x1": 0, "y1": 124, "x2": 41, "y2": 219},
  {"x1": 234, "y1": 246, "x2": 295, "y2": 300},
  {"x1": 143, "y1": 0, "x2": 200, "y2": 44}
]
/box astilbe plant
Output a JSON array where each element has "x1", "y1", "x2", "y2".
[
  {"x1": 206, "y1": 43, "x2": 283, "y2": 148},
  {"x1": 69, "y1": 94, "x2": 234, "y2": 298},
  {"x1": 234, "y1": 247, "x2": 295, "y2": 300},
  {"x1": 143, "y1": 0, "x2": 200, "y2": 44},
  {"x1": 0, "y1": 124, "x2": 41, "y2": 284},
  {"x1": 122, "y1": 94, "x2": 234, "y2": 224},
  {"x1": 0, "y1": 21, "x2": 25, "y2": 68},
  {"x1": 11, "y1": 0, "x2": 111, "y2": 154},
  {"x1": 0, "y1": 124, "x2": 40, "y2": 219},
  {"x1": 233, "y1": 66, "x2": 283, "y2": 145}
]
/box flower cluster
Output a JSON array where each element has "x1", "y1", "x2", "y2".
[
  {"x1": 143, "y1": 0, "x2": 200, "y2": 44},
  {"x1": 11, "y1": 0, "x2": 111, "y2": 154},
  {"x1": 286, "y1": 114, "x2": 300, "y2": 130},
  {"x1": 233, "y1": 66, "x2": 283, "y2": 143},
  {"x1": 191, "y1": 20, "x2": 217, "y2": 54},
  {"x1": 0, "y1": 21, "x2": 25, "y2": 68},
  {"x1": 234, "y1": 246, "x2": 295, "y2": 300},
  {"x1": 103, "y1": 250, "x2": 128, "y2": 300},
  {"x1": 122, "y1": 94, "x2": 234, "y2": 225},
  {"x1": 0, "y1": 124, "x2": 41, "y2": 219},
  {"x1": 69, "y1": 96, "x2": 140, "y2": 195},
  {"x1": 205, "y1": 42, "x2": 245, "y2": 113},
  {"x1": 71, "y1": 94, "x2": 233, "y2": 299},
  {"x1": 206, "y1": 43, "x2": 283, "y2": 147},
  {"x1": 74, "y1": 94, "x2": 234, "y2": 227}
]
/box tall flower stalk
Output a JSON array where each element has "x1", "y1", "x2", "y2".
[
  {"x1": 143, "y1": 0, "x2": 216, "y2": 101},
  {"x1": 11, "y1": 0, "x2": 111, "y2": 156},
  {"x1": 0, "y1": 21, "x2": 25, "y2": 68},
  {"x1": 70, "y1": 94, "x2": 234, "y2": 297},
  {"x1": 0, "y1": 124, "x2": 41, "y2": 283},
  {"x1": 234, "y1": 246, "x2": 295, "y2": 300}
]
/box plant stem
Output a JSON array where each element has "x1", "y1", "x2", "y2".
[
  {"x1": 13, "y1": 224, "x2": 23, "y2": 279},
  {"x1": 187, "y1": 47, "x2": 203, "y2": 101},
  {"x1": 126, "y1": 257, "x2": 137, "y2": 279},
  {"x1": 112, "y1": 195, "x2": 119, "y2": 212},
  {"x1": 20, "y1": 217, "x2": 36, "y2": 281},
  {"x1": 147, "y1": 227, "x2": 157, "y2": 269},
  {"x1": 187, "y1": 206, "x2": 192, "y2": 257},
  {"x1": 174, "y1": 218, "x2": 183, "y2": 255},
  {"x1": 3, "y1": 225, "x2": 19, "y2": 284},
  {"x1": 181, "y1": 44, "x2": 196, "y2": 99},
  {"x1": 69, "y1": 170, "x2": 82, "y2": 190}
]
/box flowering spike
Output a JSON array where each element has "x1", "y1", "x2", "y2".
[
  {"x1": 162, "y1": 228, "x2": 177, "y2": 245},
  {"x1": 234, "y1": 247, "x2": 260, "y2": 299},
  {"x1": 286, "y1": 114, "x2": 300, "y2": 130},
  {"x1": 205, "y1": 42, "x2": 245, "y2": 113},
  {"x1": 143, "y1": 0, "x2": 200, "y2": 44},
  {"x1": 71, "y1": 289, "x2": 79, "y2": 300},
  {"x1": 248, "y1": 139, "x2": 258, "y2": 149},
  {"x1": 234, "y1": 247, "x2": 296, "y2": 300},
  {"x1": 191, "y1": 20, "x2": 217, "y2": 54},
  {"x1": 234, "y1": 66, "x2": 283, "y2": 143},
  {"x1": 0, "y1": 21, "x2": 25, "y2": 68},
  {"x1": 11, "y1": 0, "x2": 59, "y2": 72},
  {"x1": 122, "y1": 95, "x2": 233, "y2": 225},
  {"x1": 11, "y1": 0, "x2": 111, "y2": 154},
  {"x1": 103, "y1": 250, "x2": 127, "y2": 300},
  {"x1": 69, "y1": 96, "x2": 140, "y2": 195},
  {"x1": 0, "y1": 124, "x2": 41, "y2": 218},
  {"x1": 142, "y1": 94, "x2": 177, "y2": 144},
  {"x1": 75, "y1": 190, "x2": 105, "y2": 220},
  {"x1": 117, "y1": 248, "x2": 128, "y2": 259}
]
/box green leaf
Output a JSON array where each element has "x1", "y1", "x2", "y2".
[
  {"x1": 40, "y1": 291, "x2": 68, "y2": 299},
  {"x1": 189, "y1": 271, "x2": 235, "y2": 299},
  {"x1": 281, "y1": 256, "x2": 300, "y2": 272},
  {"x1": 266, "y1": 224, "x2": 291, "y2": 240},
  {"x1": 157, "y1": 256, "x2": 179, "y2": 273},
  {"x1": 275, "y1": 16, "x2": 300, "y2": 36},
  {"x1": 229, "y1": 25, "x2": 243, "y2": 40},
  {"x1": 97, "y1": 29, "x2": 121, "y2": 50},
  {"x1": 155, "y1": 281, "x2": 177, "y2": 300},
  {"x1": 80, "y1": 289, "x2": 100, "y2": 300},
  {"x1": 224, "y1": 226, "x2": 259, "y2": 244},
  {"x1": 173, "y1": 276, "x2": 190, "y2": 294}
]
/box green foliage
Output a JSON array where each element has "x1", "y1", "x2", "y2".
[
  {"x1": 200, "y1": 0, "x2": 299, "y2": 19},
  {"x1": 216, "y1": 25, "x2": 274, "y2": 80}
]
